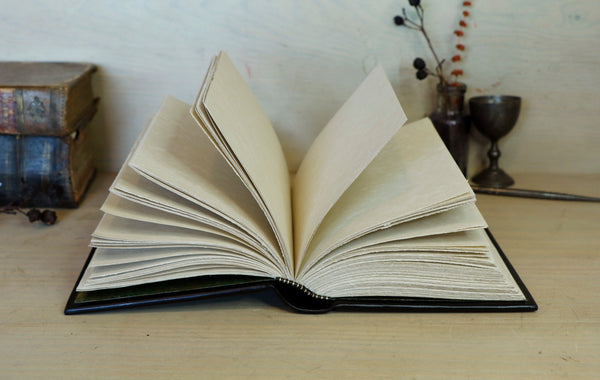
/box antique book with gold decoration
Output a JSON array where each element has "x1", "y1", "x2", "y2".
[
  {"x1": 0, "y1": 62, "x2": 98, "y2": 207},
  {"x1": 0, "y1": 62, "x2": 97, "y2": 136},
  {"x1": 66, "y1": 52, "x2": 536, "y2": 314}
]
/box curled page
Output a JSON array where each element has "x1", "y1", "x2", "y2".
[
  {"x1": 292, "y1": 65, "x2": 407, "y2": 272},
  {"x1": 126, "y1": 96, "x2": 287, "y2": 275},
  {"x1": 298, "y1": 118, "x2": 476, "y2": 277},
  {"x1": 192, "y1": 52, "x2": 294, "y2": 274}
]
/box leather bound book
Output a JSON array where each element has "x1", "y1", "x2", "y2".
[
  {"x1": 0, "y1": 62, "x2": 97, "y2": 136},
  {"x1": 65, "y1": 52, "x2": 536, "y2": 314},
  {"x1": 0, "y1": 62, "x2": 98, "y2": 207},
  {"x1": 66, "y1": 230, "x2": 537, "y2": 314},
  {"x1": 0, "y1": 100, "x2": 97, "y2": 207}
]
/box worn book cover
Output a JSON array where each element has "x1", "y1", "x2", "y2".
[
  {"x1": 0, "y1": 107, "x2": 96, "y2": 207},
  {"x1": 0, "y1": 62, "x2": 98, "y2": 207},
  {"x1": 0, "y1": 62, "x2": 97, "y2": 136}
]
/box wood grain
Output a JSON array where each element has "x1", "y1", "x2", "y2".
[
  {"x1": 1, "y1": 1, "x2": 597, "y2": 175},
  {"x1": 1, "y1": 172, "x2": 598, "y2": 378}
]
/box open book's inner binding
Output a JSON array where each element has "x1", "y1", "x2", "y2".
[{"x1": 69, "y1": 52, "x2": 536, "y2": 312}]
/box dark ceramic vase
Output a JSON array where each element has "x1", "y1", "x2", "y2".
[{"x1": 429, "y1": 83, "x2": 469, "y2": 176}]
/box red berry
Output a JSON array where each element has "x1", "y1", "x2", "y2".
[
  {"x1": 452, "y1": 55, "x2": 461, "y2": 62},
  {"x1": 459, "y1": 20, "x2": 467, "y2": 27},
  {"x1": 456, "y1": 44, "x2": 465, "y2": 51},
  {"x1": 454, "y1": 30, "x2": 464, "y2": 37}
]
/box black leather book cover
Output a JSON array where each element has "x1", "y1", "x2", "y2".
[{"x1": 65, "y1": 230, "x2": 537, "y2": 314}]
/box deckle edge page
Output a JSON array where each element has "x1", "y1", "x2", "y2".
[
  {"x1": 125, "y1": 95, "x2": 288, "y2": 276},
  {"x1": 292, "y1": 65, "x2": 407, "y2": 274},
  {"x1": 192, "y1": 52, "x2": 294, "y2": 277},
  {"x1": 298, "y1": 118, "x2": 477, "y2": 277},
  {"x1": 106, "y1": 164, "x2": 262, "y2": 251}
]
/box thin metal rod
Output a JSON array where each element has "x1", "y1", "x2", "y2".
[{"x1": 471, "y1": 185, "x2": 600, "y2": 202}]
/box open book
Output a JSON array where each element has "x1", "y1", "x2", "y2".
[{"x1": 66, "y1": 52, "x2": 536, "y2": 314}]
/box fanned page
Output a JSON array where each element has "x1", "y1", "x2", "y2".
[
  {"x1": 292, "y1": 65, "x2": 407, "y2": 271},
  {"x1": 191, "y1": 52, "x2": 293, "y2": 273},
  {"x1": 108, "y1": 159, "x2": 263, "y2": 251},
  {"x1": 296, "y1": 118, "x2": 524, "y2": 301},
  {"x1": 319, "y1": 204, "x2": 487, "y2": 260},
  {"x1": 74, "y1": 53, "x2": 528, "y2": 306},
  {"x1": 298, "y1": 118, "x2": 476, "y2": 277},
  {"x1": 127, "y1": 97, "x2": 283, "y2": 266},
  {"x1": 301, "y1": 229, "x2": 525, "y2": 301},
  {"x1": 77, "y1": 95, "x2": 290, "y2": 291}
]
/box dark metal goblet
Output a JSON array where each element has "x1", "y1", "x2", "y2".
[{"x1": 469, "y1": 95, "x2": 521, "y2": 188}]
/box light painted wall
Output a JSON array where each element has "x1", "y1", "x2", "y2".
[{"x1": 2, "y1": 0, "x2": 599, "y2": 176}]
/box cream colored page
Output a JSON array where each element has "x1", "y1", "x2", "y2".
[
  {"x1": 126, "y1": 96, "x2": 282, "y2": 269},
  {"x1": 102, "y1": 192, "x2": 218, "y2": 233},
  {"x1": 305, "y1": 252, "x2": 524, "y2": 300},
  {"x1": 292, "y1": 65, "x2": 407, "y2": 270},
  {"x1": 91, "y1": 215, "x2": 286, "y2": 276},
  {"x1": 91, "y1": 215, "x2": 254, "y2": 253},
  {"x1": 299, "y1": 118, "x2": 475, "y2": 275},
  {"x1": 104, "y1": 113, "x2": 257, "y2": 244},
  {"x1": 336, "y1": 230, "x2": 490, "y2": 256},
  {"x1": 305, "y1": 230, "x2": 492, "y2": 279},
  {"x1": 318, "y1": 230, "x2": 525, "y2": 300},
  {"x1": 302, "y1": 230, "x2": 522, "y2": 300},
  {"x1": 198, "y1": 52, "x2": 293, "y2": 271},
  {"x1": 321, "y1": 203, "x2": 486, "y2": 258},
  {"x1": 110, "y1": 164, "x2": 252, "y2": 242},
  {"x1": 78, "y1": 247, "x2": 274, "y2": 291},
  {"x1": 101, "y1": 193, "x2": 262, "y2": 250},
  {"x1": 484, "y1": 232, "x2": 525, "y2": 299},
  {"x1": 87, "y1": 247, "x2": 250, "y2": 267},
  {"x1": 88, "y1": 215, "x2": 282, "y2": 275},
  {"x1": 110, "y1": 164, "x2": 238, "y2": 234}
]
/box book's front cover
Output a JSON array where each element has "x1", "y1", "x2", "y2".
[{"x1": 65, "y1": 230, "x2": 537, "y2": 314}]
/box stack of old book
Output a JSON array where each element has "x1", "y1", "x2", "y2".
[{"x1": 0, "y1": 62, "x2": 98, "y2": 208}]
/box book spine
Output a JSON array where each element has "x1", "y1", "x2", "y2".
[
  {"x1": 0, "y1": 87, "x2": 66, "y2": 135},
  {"x1": 68, "y1": 113, "x2": 96, "y2": 205},
  {"x1": 0, "y1": 126, "x2": 95, "y2": 208},
  {"x1": 275, "y1": 278, "x2": 331, "y2": 300},
  {"x1": 272, "y1": 278, "x2": 335, "y2": 313},
  {"x1": 0, "y1": 134, "x2": 19, "y2": 203}
]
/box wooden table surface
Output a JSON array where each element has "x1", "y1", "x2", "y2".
[{"x1": 1, "y1": 172, "x2": 599, "y2": 379}]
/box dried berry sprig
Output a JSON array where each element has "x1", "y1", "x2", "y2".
[
  {"x1": 40, "y1": 209, "x2": 57, "y2": 225},
  {"x1": 1, "y1": 204, "x2": 57, "y2": 225},
  {"x1": 1, "y1": 183, "x2": 60, "y2": 225},
  {"x1": 394, "y1": 0, "x2": 473, "y2": 86},
  {"x1": 394, "y1": 0, "x2": 448, "y2": 86}
]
